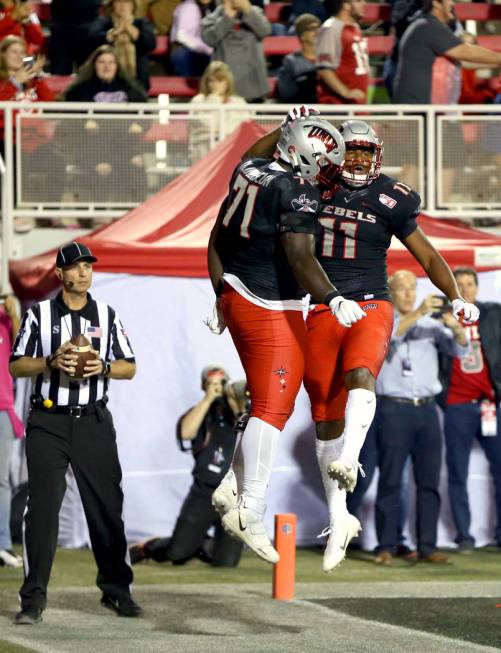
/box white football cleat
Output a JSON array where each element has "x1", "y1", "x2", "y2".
[
  {"x1": 0, "y1": 549, "x2": 23, "y2": 568},
  {"x1": 327, "y1": 459, "x2": 365, "y2": 493},
  {"x1": 222, "y1": 502, "x2": 279, "y2": 564},
  {"x1": 212, "y1": 469, "x2": 238, "y2": 517},
  {"x1": 319, "y1": 514, "x2": 362, "y2": 573}
]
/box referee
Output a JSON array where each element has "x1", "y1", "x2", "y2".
[{"x1": 9, "y1": 242, "x2": 141, "y2": 624}]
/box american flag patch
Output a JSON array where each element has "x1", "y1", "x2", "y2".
[{"x1": 87, "y1": 326, "x2": 102, "y2": 337}]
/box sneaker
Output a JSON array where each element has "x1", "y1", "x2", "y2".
[
  {"x1": 100, "y1": 594, "x2": 143, "y2": 617},
  {"x1": 319, "y1": 513, "x2": 362, "y2": 573},
  {"x1": 457, "y1": 540, "x2": 474, "y2": 555},
  {"x1": 374, "y1": 550, "x2": 393, "y2": 565},
  {"x1": 222, "y1": 502, "x2": 279, "y2": 564},
  {"x1": 14, "y1": 607, "x2": 43, "y2": 625},
  {"x1": 0, "y1": 549, "x2": 23, "y2": 568},
  {"x1": 418, "y1": 551, "x2": 451, "y2": 564},
  {"x1": 395, "y1": 544, "x2": 418, "y2": 561},
  {"x1": 212, "y1": 470, "x2": 238, "y2": 517},
  {"x1": 327, "y1": 459, "x2": 365, "y2": 493}
]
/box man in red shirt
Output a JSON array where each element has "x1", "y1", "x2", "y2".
[
  {"x1": 443, "y1": 267, "x2": 501, "y2": 553},
  {"x1": 316, "y1": 0, "x2": 369, "y2": 104}
]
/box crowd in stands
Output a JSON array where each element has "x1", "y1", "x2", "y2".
[{"x1": 0, "y1": 0, "x2": 500, "y2": 104}]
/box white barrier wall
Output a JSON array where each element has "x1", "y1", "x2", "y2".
[{"x1": 56, "y1": 269, "x2": 498, "y2": 550}]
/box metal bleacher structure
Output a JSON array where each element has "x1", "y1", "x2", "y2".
[{"x1": 2, "y1": 1, "x2": 501, "y2": 285}]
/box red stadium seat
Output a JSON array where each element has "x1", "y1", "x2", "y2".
[{"x1": 264, "y1": 2, "x2": 289, "y2": 23}]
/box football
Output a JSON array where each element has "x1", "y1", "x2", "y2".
[{"x1": 68, "y1": 334, "x2": 98, "y2": 379}]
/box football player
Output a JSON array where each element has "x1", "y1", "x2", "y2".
[
  {"x1": 240, "y1": 112, "x2": 479, "y2": 572},
  {"x1": 206, "y1": 115, "x2": 365, "y2": 564}
]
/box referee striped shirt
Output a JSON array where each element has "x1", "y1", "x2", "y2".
[{"x1": 10, "y1": 291, "x2": 135, "y2": 406}]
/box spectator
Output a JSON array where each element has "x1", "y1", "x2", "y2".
[
  {"x1": 170, "y1": 0, "x2": 215, "y2": 77},
  {"x1": 61, "y1": 46, "x2": 148, "y2": 206},
  {"x1": 201, "y1": 0, "x2": 271, "y2": 102},
  {"x1": 276, "y1": 13, "x2": 320, "y2": 104},
  {"x1": 393, "y1": 0, "x2": 501, "y2": 104},
  {"x1": 383, "y1": 0, "x2": 422, "y2": 100},
  {"x1": 49, "y1": 0, "x2": 101, "y2": 74},
  {"x1": 129, "y1": 367, "x2": 247, "y2": 568},
  {"x1": 442, "y1": 268, "x2": 501, "y2": 553},
  {"x1": 0, "y1": 294, "x2": 24, "y2": 569},
  {"x1": 0, "y1": 36, "x2": 58, "y2": 227},
  {"x1": 91, "y1": 0, "x2": 156, "y2": 90},
  {"x1": 137, "y1": 0, "x2": 182, "y2": 35},
  {"x1": 373, "y1": 270, "x2": 469, "y2": 565},
  {"x1": 0, "y1": 1, "x2": 43, "y2": 53},
  {"x1": 316, "y1": 0, "x2": 370, "y2": 104},
  {"x1": 64, "y1": 44, "x2": 148, "y2": 102},
  {"x1": 188, "y1": 60, "x2": 249, "y2": 162}
]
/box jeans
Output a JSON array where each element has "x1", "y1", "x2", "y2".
[
  {"x1": 0, "y1": 411, "x2": 14, "y2": 550},
  {"x1": 444, "y1": 402, "x2": 501, "y2": 546}
]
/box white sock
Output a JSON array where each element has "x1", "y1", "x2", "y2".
[
  {"x1": 340, "y1": 389, "x2": 376, "y2": 464},
  {"x1": 315, "y1": 437, "x2": 348, "y2": 524},
  {"x1": 240, "y1": 416, "x2": 280, "y2": 517}
]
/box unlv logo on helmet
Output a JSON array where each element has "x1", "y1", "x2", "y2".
[{"x1": 307, "y1": 126, "x2": 337, "y2": 153}]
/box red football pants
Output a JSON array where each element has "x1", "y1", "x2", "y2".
[
  {"x1": 304, "y1": 300, "x2": 394, "y2": 422},
  {"x1": 219, "y1": 286, "x2": 306, "y2": 431}
]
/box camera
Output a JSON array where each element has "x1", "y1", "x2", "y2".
[
  {"x1": 22, "y1": 56, "x2": 35, "y2": 69},
  {"x1": 430, "y1": 295, "x2": 452, "y2": 319}
]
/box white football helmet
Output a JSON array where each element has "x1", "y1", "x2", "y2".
[
  {"x1": 276, "y1": 117, "x2": 345, "y2": 187},
  {"x1": 338, "y1": 119, "x2": 383, "y2": 188}
]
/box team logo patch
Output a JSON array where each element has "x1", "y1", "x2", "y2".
[
  {"x1": 361, "y1": 303, "x2": 378, "y2": 311},
  {"x1": 273, "y1": 365, "x2": 288, "y2": 392},
  {"x1": 379, "y1": 193, "x2": 397, "y2": 209},
  {"x1": 291, "y1": 194, "x2": 319, "y2": 213}
]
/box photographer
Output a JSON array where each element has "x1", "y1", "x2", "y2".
[
  {"x1": 130, "y1": 364, "x2": 246, "y2": 567},
  {"x1": 371, "y1": 270, "x2": 468, "y2": 565}
]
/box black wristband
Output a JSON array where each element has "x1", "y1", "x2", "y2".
[
  {"x1": 324, "y1": 290, "x2": 340, "y2": 306},
  {"x1": 45, "y1": 355, "x2": 52, "y2": 370},
  {"x1": 103, "y1": 361, "x2": 111, "y2": 378}
]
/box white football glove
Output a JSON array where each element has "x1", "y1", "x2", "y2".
[
  {"x1": 280, "y1": 105, "x2": 321, "y2": 130},
  {"x1": 329, "y1": 296, "x2": 366, "y2": 328},
  {"x1": 204, "y1": 300, "x2": 226, "y2": 335},
  {"x1": 451, "y1": 298, "x2": 479, "y2": 325}
]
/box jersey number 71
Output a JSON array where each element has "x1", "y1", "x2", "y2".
[{"x1": 222, "y1": 173, "x2": 260, "y2": 239}]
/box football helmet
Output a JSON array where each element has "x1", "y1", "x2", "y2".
[
  {"x1": 338, "y1": 119, "x2": 383, "y2": 188},
  {"x1": 276, "y1": 117, "x2": 345, "y2": 187}
]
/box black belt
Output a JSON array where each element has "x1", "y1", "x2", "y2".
[
  {"x1": 33, "y1": 399, "x2": 107, "y2": 419},
  {"x1": 379, "y1": 395, "x2": 435, "y2": 407}
]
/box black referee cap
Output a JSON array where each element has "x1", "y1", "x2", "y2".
[{"x1": 56, "y1": 242, "x2": 98, "y2": 268}]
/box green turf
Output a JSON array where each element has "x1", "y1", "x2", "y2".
[
  {"x1": 0, "y1": 642, "x2": 34, "y2": 653},
  {"x1": 1, "y1": 546, "x2": 501, "y2": 592},
  {"x1": 314, "y1": 597, "x2": 501, "y2": 649}
]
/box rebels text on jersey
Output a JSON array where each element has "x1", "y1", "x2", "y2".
[
  {"x1": 215, "y1": 158, "x2": 322, "y2": 301},
  {"x1": 318, "y1": 174, "x2": 420, "y2": 301}
]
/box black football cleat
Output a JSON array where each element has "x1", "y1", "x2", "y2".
[{"x1": 100, "y1": 593, "x2": 143, "y2": 617}]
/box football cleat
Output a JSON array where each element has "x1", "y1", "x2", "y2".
[
  {"x1": 319, "y1": 514, "x2": 362, "y2": 573},
  {"x1": 327, "y1": 459, "x2": 365, "y2": 493},
  {"x1": 212, "y1": 469, "x2": 238, "y2": 517},
  {"x1": 222, "y1": 501, "x2": 279, "y2": 564}
]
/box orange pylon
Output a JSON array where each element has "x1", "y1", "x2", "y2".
[{"x1": 272, "y1": 513, "x2": 296, "y2": 600}]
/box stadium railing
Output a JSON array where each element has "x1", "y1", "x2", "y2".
[{"x1": 2, "y1": 101, "x2": 501, "y2": 267}]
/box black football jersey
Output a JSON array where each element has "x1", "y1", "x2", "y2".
[
  {"x1": 215, "y1": 158, "x2": 322, "y2": 301},
  {"x1": 318, "y1": 174, "x2": 420, "y2": 301}
]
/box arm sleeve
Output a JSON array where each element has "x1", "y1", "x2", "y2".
[
  {"x1": 428, "y1": 20, "x2": 462, "y2": 56},
  {"x1": 434, "y1": 323, "x2": 470, "y2": 358},
  {"x1": 201, "y1": 10, "x2": 235, "y2": 47},
  {"x1": 278, "y1": 178, "x2": 322, "y2": 235},
  {"x1": 240, "y1": 7, "x2": 272, "y2": 39},
  {"x1": 316, "y1": 22, "x2": 342, "y2": 71},
  {"x1": 10, "y1": 306, "x2": 40, "y2": 361},
  {"x1": 109, "y1": 310, "x2": 135, "y2": 362},
  {"x1": 276, "y1": 55, "x2": 298, "y2": 101},
  {"x1": 390, "y1": 189, "x2": 421, "y2": 241},
  {"x1": 134, "y1": 18, "x2": 157, "y2": 54}
]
